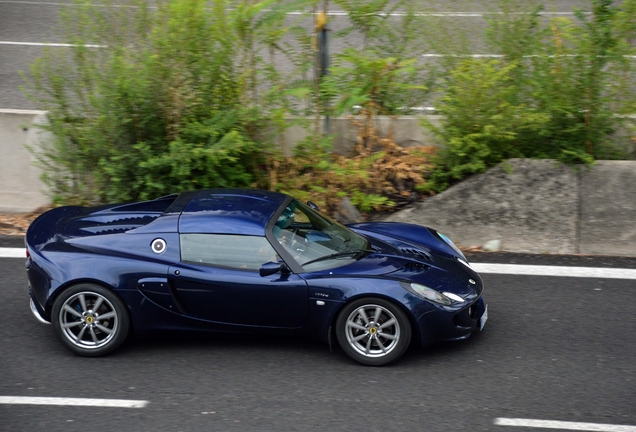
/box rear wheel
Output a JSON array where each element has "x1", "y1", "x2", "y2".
[
  {"x1": 335, "y1": 298, "x2": 411, "y2": 366},
  {"x1": 51, "y1": 284, "x2": 130, "y2": 357}
]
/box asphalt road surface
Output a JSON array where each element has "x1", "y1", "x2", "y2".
[
  {"x1": 1, "y1": 0, "x2": 593, "y2": 110},
  {"x1": 1, "y1": 245, "x2": 635, "y2": 432}
]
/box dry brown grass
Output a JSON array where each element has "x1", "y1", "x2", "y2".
[{"x1": 0, "y1": 206, "x2": 51, "y2": 236}]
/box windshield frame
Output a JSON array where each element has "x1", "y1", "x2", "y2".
[{"x1": 265, "y1": 198, "x2": 371, "y2": 273}]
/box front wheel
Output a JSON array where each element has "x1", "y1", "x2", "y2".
[
  {"x1": 51, "y1": 284, "x2": 130, "y2": 357},
  {"x1": 335, "y1": 298, "x2": 411, "y2": 366}
]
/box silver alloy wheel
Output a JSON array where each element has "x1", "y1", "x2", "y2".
[
  {"x1": 58, "y1": 291, "x2": 119, "y2": 350},
  {"x1": 344, "y1": 304, "x2": 400, "y2": 358}
]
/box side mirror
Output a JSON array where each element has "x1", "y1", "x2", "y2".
[
  {"x1": 259, "y1": 261, "x2": 290, "y2": 277},
  {"x1": 307, "y1": 201, "x2": 320, "y2": 211}
]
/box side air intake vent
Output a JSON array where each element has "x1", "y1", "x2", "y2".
[
  {"x1": 396, "y1": 245, "x2": 432, "y2": 261},
  {"x1": 391, "y1": 261, "x2": 429, "y2": 276},
  {"x1": 403, "y1": 262, "x2": 429, "y2": 271}
]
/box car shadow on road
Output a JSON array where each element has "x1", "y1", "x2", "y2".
[{"x1": 115, "y1": 328, "x2": 489, "y2": 368}]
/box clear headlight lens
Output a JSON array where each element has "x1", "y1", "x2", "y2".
[
  {"x1": 400, "y1": 282, "x2": 464, "y2": 306},
  {"x1": 442, "y1": 291, "x2": 466, "y2": 303}
]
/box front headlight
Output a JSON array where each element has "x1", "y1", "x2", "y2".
[{"x1": 400, "y1": 282, "x2": 464, "y2": 306}]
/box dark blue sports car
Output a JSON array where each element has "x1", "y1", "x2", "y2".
[{"x1": 26, "y1": 189, "x2": 487, "y2": 366}]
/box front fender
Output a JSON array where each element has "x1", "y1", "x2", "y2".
[{"x1": 348, "y1": 222, "x2": 459, "y2": 258}]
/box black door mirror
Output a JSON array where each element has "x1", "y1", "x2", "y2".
[
  {"x1": 260, "y1": 261, "x2": 289, "y2": 277},
  {"x1": 307, "y1": 201, "x2": 320, "y2": 211}
]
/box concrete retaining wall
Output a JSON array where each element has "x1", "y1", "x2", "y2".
[
  {"x1": 280, "y1": 115, "x2": 444, "y2": 156},
  {"x1": 580, "y1": 161, "x2": 636, "y2": 256},
  {"x1": 0, "y1": 110, "x2": 50, "y2": 213},
  {"x1": 0, "y1": 111, "x2": 446, "y2": 212},
  {"x1": 2, "y1": 112, "x2": 636, "y2": 256},
  {"x1": 387, "y1": 159, "x2": 636, "y2": 257}
]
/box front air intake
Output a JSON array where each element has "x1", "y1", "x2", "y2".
[{"x1": 396, "y1": 245, "x2": 432, "y2": 261}]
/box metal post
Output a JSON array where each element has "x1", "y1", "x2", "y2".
[{"x1": 316, "y1": 8, "x2": 330, "y2": 135}]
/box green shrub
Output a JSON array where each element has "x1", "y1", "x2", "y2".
[
  {"x1": 427, "y1": 59, "x2": 549, "y2": 189},
  {"x1": 25, "y1": 0, "x2": 636, "y2": 213},
  {"x1": 25, "y1": 0, "x2": 307, "y2": 205},
  {"x1": 428, "y1": 0, "x2": 636, "y2": 190}
]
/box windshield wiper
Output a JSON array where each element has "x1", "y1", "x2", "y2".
[{"x1": 302, "y1": 249, "x2": 375, "y2": 267}]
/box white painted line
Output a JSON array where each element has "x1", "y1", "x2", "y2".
[
  {"x1": 422, "y1": 53, "x2": 636, "y2": 59},
  {"x1": 472, "y1": 263, "x2": 636, "y2": 280},
  {"x1": 422, "y1": 53, "x2": 503, "y2": 58},
  {"x1": 0, "y1": 1, "x2": 582, "y2": 16},
  {"x1": 288, "y1": 11, "x2": 582, "y2": 17},
  {"x1": 0, "y1": 108, "x2": 47, "y2": 115},
  {"x1": 6, "y1": 41, "x2": 633, "y2": 59},
  {"x1": 0, "y1": 0, "x2": 141, "y2": 7},
  {"x1": 0, "y1": 41, "x2": 104, "y2": 48},
  {"x1": 0, "y1": 248, "x2": 24, "y2": 258},
  {"x1": 495, "y1": 418, "x2": 636, "y2": 431},
  {"x1": 0, "y1": 396, "x2": 148, "y2": 408}
]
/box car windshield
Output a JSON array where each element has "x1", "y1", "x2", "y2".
[{"x1": 272, "y1": 199, "x2": 371, "y2": 272}]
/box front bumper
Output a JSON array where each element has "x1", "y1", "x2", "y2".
[{"x1": 416, "y1": 297, "x2": 486, "y2": 346}]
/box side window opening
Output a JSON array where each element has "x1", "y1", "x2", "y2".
[{"x1": 180, "y1": 234, "x2": 278, "y2": 271}]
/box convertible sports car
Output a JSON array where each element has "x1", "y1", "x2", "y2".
[{"x1": 26, "y1": 189, "x2": 487, "y2": 366}]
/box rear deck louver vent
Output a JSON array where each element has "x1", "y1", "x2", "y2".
[
  {"x1": 77, "y1": 215, "x2": 159, "y2": 235},
  {"x1": 81, "y1": 226, "x2": 138, "y2": 235}
]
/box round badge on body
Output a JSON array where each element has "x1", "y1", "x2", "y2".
[{"x1": 151, "y1": 238, "x2": 167, "y2": 254}]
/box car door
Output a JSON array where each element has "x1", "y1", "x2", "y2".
[{"x1": 168, "y1": 233, "x2": 308, "y2": 328}]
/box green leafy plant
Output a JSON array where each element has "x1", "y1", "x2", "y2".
[
  {"x1": 24, "y1": 0, "x2": 313, "y2": 204},
  {"x1": 428, "y1": 59, "x2": 549, "y2": 189},
  {"x1": 428, "y1": 0, "x2": 636, "y2": 191}
]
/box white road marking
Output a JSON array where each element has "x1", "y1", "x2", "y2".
[
  {"x1": 0, "y1": 248, "x2": 24, "y2": 258},
  {"x1": 0, "y1": 41, "x2": 104, "y2": 47},
  {"x1": 5, "y1": 39, "x2": 635, "y2": 60},
  {"x1": 287, "y1": 11, "x2": 582, "y2": 17},
  {"x1": 422, "y1": 53, "x2": 636, "y2": 59},
  {"x1": 0, "y1": 0, "x2": 140, "y2": 7},
  {"x1": 472, "y1": 263, "x2": 636, "y2": 280},
  {"x1": 0, "y1": 1, "x2": 582, "y2": 16},
  {"x1": 0, "y1": 396, "x2": 148, "y2": 408},
  {"x1": 0, "y1": 108, "x2": 47, "y2": 114},
  {"x1": 495, "y1": 418, "x2": 636, "y2": 431}
]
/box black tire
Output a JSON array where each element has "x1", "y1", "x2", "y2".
[
  {"x1": 335, "y1": 297, "x2": 411, "y2": 366},
  {"x1": 51, "y1": 283, "x2": 130, "y2": 357}
]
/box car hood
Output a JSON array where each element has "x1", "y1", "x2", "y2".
[{"x1": 313, "y1": 248, "x2": 482, "y2": 298}]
